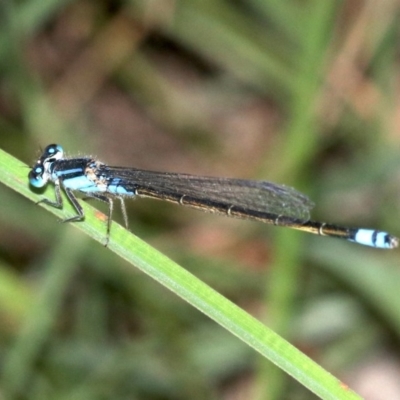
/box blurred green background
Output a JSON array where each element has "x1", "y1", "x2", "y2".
[{"x1": 1, "y1": 1, "x2": 400, "y2": 399}]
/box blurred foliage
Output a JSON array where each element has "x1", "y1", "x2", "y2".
[{"x1": 1, "y1": 0, "x2": 400, "y2": 399}]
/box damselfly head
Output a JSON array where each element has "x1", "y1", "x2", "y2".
[{"x1": 28, "y1": 144, "x2": 64, "y2": 188}]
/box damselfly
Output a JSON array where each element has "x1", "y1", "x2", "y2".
[{"x1": 29, "y1": 144, "x2": 398, "y2": 249}]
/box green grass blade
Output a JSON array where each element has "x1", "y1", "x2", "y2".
[{"x1": 0, "y1": 147, "x2": 362, "y2": 400}]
